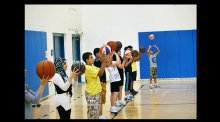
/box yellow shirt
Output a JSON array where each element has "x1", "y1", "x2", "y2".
[
  {"x1": 131, "y1": 62, "x2": 137, "y2": 72},
  {"x1": 85, "y1": 65, "x2": 101, "y2": 95}
]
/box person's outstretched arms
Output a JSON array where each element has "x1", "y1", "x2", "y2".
[
  {"x1": 147, "y1": 45, "x2": 152, "y2": 56},
  {"x1": 153, "y1": 45, "x2": 160, "y2": 56}
]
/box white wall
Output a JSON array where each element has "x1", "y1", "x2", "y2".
[
  {"x1": 81, "y1": 5, "x2": 196, "y2": 81},
  {"x1": 25, "y1": 5, "x2": 83, "y2": 95}
]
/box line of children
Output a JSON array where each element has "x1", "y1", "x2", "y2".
[
  {"x1": 26, "y1": 39, "x2": 161, "y2": 120},
  {"x1": 47, "y1": 42, "x2": 160, "y2": 119}
]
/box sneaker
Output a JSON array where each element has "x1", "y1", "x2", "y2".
[
  {"x1": 115, "y1": 101, "x2": 121, "y2": 106},
  {"x1": 124, "y1": 96, "x2": 132, "y2": 101},
  {"x1": 124, "y1": 97, "x2": 129, "y2": 101},
  {"x1": 119, "y1": 100, "x2": 126, "y2": 106},
  {"x1": 149, "y1": 84, "x2": 154, "y2": 89},
  {"x1": 131, "y1": 90, "x2": 137, "y2": 95},
  {"x1": 154, "y1": 84, "x2": 160, "y2": 88},
  {"x1": 130, "y1": 91, "x2": 135, "y2": 96},
  {"x1": 110, "y1": 106, "x2": 117, "y2": 114},
  {"x1": 98, "y1": 115, "x2": 107, "y2": 119},
  {"x1": 133, "y1": 90, "x2": 138, "y2": 94},
  {"x1": 128, "y1": 94, "x2": 134, "y2": 99}
]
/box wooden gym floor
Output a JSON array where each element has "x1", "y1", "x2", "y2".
[{"x1": 33, "y1": 79, "x2": 196, "y2": 119}]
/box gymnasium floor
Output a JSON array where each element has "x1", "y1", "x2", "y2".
[{"x1": 33, "y1": 79, "x2": 196, "y2": 119}]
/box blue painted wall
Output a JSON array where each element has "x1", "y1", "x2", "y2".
[
  {"x1": 193, "y1": 30, "x2": 197, "y2": 77},
  {"x1": 139, "y1": 30, "x2": 197, "y2": 79},
  {"x1": 25, "y1": 30, "x2": 48, "y2": 97},
  {"x1": 179, "y1": 30, "x2": 194, "y2": 77}
]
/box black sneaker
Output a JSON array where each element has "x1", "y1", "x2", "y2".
[
  {"x1": 131, "y1": 89, "x2": 138, "y2": 95},
  {"x1": 133, "y1": 90, "x2": 138, "y2": 94},
  {"x1": 130, "y1": 90, "x2": 136, "y2": 96}
]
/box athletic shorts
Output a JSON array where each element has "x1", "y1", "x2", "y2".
[
  {"x1": 150, "y1": 67, "x2": 157, "y2": 78},
  {"x1": 131, "y1": 71, "x2": 137, "y2": 81},
  {"x1": 110, "y1": 81, "x2": 120, "y2": 92}
]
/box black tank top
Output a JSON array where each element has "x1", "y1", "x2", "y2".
[{"x1": 54, "y1": 75, "x2": 72, "y2": 97}]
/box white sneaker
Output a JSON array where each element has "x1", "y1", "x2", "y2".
[
  {"x1": 98, "y1": 115, "x2": 107, "y2": 119},
  {"x1": 110, "y1": 106, "x2": 117, "y2": 113},
  {"x1": 119, "y1": 100, "x2": 126, "y2": 106},
  {"x1": 115, "y1": 101, "x2": 121, "y2": 106},
  {"x1": 129, "y1": 94, "x2": 134, "y2": 99},
  {"x1": 124, "y1": 96, "x2": 132, "y2": 101},
  {"x1": 149, "y1": 84, "x2": 154, "y2": 89},
  {"x1": 154, "y1": 84, "x2": 160, "y2": 88}
]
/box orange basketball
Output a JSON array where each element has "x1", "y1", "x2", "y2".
[
  {"x1": 36, "y1": 60, "x2": 56, "y2": 80},
  {"x1": 107, "y1": 41, "x2": 117, "y2": 51}
]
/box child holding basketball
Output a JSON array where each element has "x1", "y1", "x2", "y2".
[
  {"x1": 106, "y1": 50, "x2": 127, "y2": 113},
  {"x1": 130, "y1": 52, "x2": 143, "y2": 95},
  {"x1": 52, "y1": 57, "x2": 80, "y2": 119},
  {"x1": 124, "y1": 47, "x2": 134, "y2": 101},
  {"x1": 147, "y1": 45, "x2": 160, "y2": 89},
  {"x1": 82, "y1": 52, "x2": 108, "y2": 119},
  {"x1": 127, "y1": 45, "x2": 144, "y2": 96},
  {"x1": 93, "y1": 48, "x2": 108, "y2": 119},
  {"x1": 115, "y1": 49, "x2": 127, "y2": 106}
]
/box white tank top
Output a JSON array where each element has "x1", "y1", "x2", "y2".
[{"x1": 106, "y1": 65, "x2": 121, "y2": 82}]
